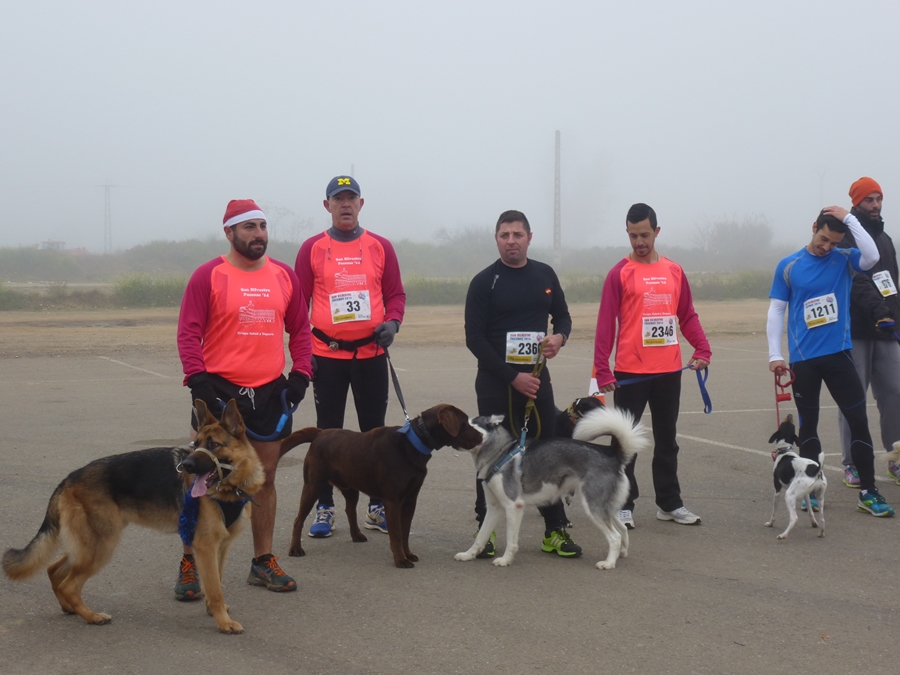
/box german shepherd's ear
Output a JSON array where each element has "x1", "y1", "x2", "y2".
[
  {"x1": 220, "y1": 399, "x2": 246, "y2": 439},
  {"x1": 194, "y1": 399, "x2": 217, "y2": 427},
  {"x1": 437, "y1": 405, "x2": 461, "y2": 438}
]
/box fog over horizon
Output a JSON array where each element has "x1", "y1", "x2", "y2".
[{"x1": 2, "y1": 1, "x2": 897, "y2": 258}]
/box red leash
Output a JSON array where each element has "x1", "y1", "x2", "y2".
[{"x1": 774, "y1": 369, "x2": 795, "y2": 429}]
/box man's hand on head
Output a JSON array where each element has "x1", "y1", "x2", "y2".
[{"x1": 822, "y1": 206, "x2": 850, "y2": 221}]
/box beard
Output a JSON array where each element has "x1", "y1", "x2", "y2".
[{"x1": 233, "y1": 236, "x2": 267, "y2": 261}]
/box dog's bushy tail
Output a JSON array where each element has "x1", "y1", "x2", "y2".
[
  {"x1": 886, "y1": 442, "x2": 900, "y2": 465},
  {"x1": 3, "y1": 490, "x2": 62, "y2": 580},
  {"x1": 279, "y1": 427, "x2": 322, "y2": 458},
  {"x1": 572, "y1": 406, "x2": 650, "y2": 464}
]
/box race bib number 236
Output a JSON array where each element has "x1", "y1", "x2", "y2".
[{"x1": 505, "y1": 331, "x2": 545, "y2": 364}]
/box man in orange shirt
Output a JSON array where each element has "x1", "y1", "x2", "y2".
[
  {"x1": 295, "y1": 176, "x2": 406, "y2": 538},
  {"x1": 594, "y1": 203, "x2": 711, "y2": 530},
  {"x1": 175, "y1": 199, "x2": 313, "y2": 598}
]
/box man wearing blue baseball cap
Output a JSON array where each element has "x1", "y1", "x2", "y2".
[{"x1": 294, "y1": 176, "x2": 406, "y2": 537}]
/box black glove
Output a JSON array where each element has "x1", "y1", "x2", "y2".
[
  {"x1": 187, "y1": 372, "x2": 219, "y2": 412},
  {"x1": 373, "y1": 320, "x2": 400, "y2": 348},
  {"x1": 876, "y1": 318, "x2": 896, "y2": 333},
  {"x1": 286, "y1": 371, "x2": 310, "y2": 407}
]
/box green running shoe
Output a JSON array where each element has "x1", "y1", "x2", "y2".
[
  {"x1": 475, "y1": 530, "x2": 496, "y2": 558},
  {"x1": 541, "y1": 528, "x2": 582, "y2": 557}
]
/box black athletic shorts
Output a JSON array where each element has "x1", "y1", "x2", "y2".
[{"x1": 189, "y1": 373, "x2": 292, "y2": 440}]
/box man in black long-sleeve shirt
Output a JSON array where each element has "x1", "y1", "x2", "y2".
[
  {"x1": 837, "y1": 177, "x2": 900, "y2": 488},
  {"x1": 464, "y1": 209, "x2": 581, "y2": 558}
]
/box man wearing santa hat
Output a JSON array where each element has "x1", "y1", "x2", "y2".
[
  {"x1": 174, "y1": 199, "x2": 313, "y2": 599},
  {"x1": 837, "y1": 178, "x2": 900, "y2": 489}
]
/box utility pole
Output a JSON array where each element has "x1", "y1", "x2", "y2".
[
  {"x1": 101, "y1": 184, "x2": 116, "y2": 253},
  {"x1": 553, "y1": 130, "x2": 561, "y2": 268}
]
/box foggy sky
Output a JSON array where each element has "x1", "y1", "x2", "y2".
[{"x1": 2, "y1": 1, "x2": 898, "y2": 255}]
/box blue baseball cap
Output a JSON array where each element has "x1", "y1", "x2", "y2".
[{"x1": 325, "y1": 175, "x2": 361, "y2": 198}]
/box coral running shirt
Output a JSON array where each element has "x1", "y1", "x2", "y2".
[
  {"x1": 593, "y1": 256, "x2": 711, "y2": 388},
  {"x1": 178, "y1": 256, "x2": 312, "y2": 387},
  {"x1": 295, "y1": 230, "x2": 406, "y2": 360}
]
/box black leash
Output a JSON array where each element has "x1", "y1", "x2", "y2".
[{"x1": 384, "y1": 347, "x2": 410, "y2": 422}]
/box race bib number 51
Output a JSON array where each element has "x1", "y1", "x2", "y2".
[
  {"x1": 803, "y1": 294, "x2": 838, "y2": 328},
  {"x1": 506, "y1": 331, "x2": 545, "y2": 364},
  {"x1": 873, "y1": 271, "x2": 898, "y2": 297}
]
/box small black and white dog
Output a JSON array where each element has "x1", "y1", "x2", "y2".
[
  {"x1": 555, "y1": 396, "x2": 608, "y2": 437},
  {"x1": 455, "y1": 405, "x2": 648, "y2": 570},
  {"x1": 764, "y1": 414, "x2": 826, "y2": 539}
]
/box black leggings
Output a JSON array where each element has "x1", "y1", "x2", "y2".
[
  {"x1": 473, "y1": 368, "x2": 569, "y2": 532},
  {"x1": 613, "y1": 370, "x2": 684, "y2": 513},
  {"x1": 312, "y1": 354, "x2": 389, "y2": 507},
  {"x1": 791, "y1": 351, "x2": 876, "y2": 490}
]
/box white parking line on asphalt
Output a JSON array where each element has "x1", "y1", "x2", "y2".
[
  {"x1": 681, "y1": 403, "x2": 875, "y2": 415},
  {"x1": 677, "y1": 432, "x2": 892, "y2": 484},
  {"x1": 97, "y1": 356, "x2": 172, "y2": 379}
]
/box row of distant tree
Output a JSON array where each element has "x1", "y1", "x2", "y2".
[{"x1": 1, "y1": 216, "x2": 790, "y2": 283}]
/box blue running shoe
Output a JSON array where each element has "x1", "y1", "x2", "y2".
[
  {"x1": 858, "y1": 489, "x2": 895, "y2": 517},
  {"x1": 801, "y1": 494, "x2": 820, "y2": 512},
  {"x1": 364, "y1": 503, "x2": 388, "y2": 534},
  {"x1": 309, "y1": 504, "x2": 335, "y2": 538}
]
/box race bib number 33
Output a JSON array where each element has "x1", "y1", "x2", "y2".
[
  {"x1": 803, "y1": 294, "x2": 838, "y2": 328},
  {"x1": 330, "y1": 291, "x2": 372, "y2": 324},
  {"x1": 506, "y1": 331, "x2": 545, "y2": 364}
]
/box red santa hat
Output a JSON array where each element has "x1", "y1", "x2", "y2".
[{"x1": 222, "y1": 199, "x2": 266, "y2": 228}]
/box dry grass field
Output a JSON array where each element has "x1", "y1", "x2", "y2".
[{"x1": 0, "y1": 299, "x2": 769, "y2": 359}]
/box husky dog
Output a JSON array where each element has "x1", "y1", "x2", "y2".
[
  {"x1": 764, "y1": 414, "x2": 826, "y2": 540},
  {"x1": 455, "y1": 406, "x2": 648, "y2": 570}
]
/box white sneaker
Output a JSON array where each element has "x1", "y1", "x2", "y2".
[
  {"x1": 617, "y1": 509, "x2": 635, "y2": 530},
  {"x1": 656, "y1": 506, "x2": 701, "y2": 525}
]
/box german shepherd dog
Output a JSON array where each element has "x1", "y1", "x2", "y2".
[
  {"x1": 455, "y1": 406, "x2": 648, "y2": 570},
  {"x1": 2, "y1": 399, "x2": 264, "y2": 634},
  {"x1": 280, "y1": 404, "x2": 483, "y2": 568}
]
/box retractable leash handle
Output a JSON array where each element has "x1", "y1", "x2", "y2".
[{"x1": 773, "y1": 368, "x2": 795, "y2": 429}]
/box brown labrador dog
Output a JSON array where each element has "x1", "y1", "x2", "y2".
[{"x1": 280, "y1": 404, "x2": 483, "y2": 568}]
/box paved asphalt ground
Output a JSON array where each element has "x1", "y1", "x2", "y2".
[{"x1": 2, "y1": 336, "x2": 899, "y2": 675}]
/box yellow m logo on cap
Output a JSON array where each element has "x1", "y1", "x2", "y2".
[{"x1": 337, "y1": 178, "x2": 351, "y2": 186}]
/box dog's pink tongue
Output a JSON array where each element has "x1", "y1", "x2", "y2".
[{"x1": 191, "y1": 472, "x2": 212, "y2": 498}]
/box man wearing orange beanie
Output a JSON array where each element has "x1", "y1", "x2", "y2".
[{"x1": 837, "y1": 178, "x2": 900, "y2": 488}]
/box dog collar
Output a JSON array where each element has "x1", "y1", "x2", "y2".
[
  {"x1": 398, "y1": 421, "x2": 433, "y2": 455},
  {"x1": 488, "y1": 444, "x2": 525, "y2": 479}
]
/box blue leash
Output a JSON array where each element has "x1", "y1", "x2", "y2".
[
  {"x1": 615, "y1": 366, "x2": 713, "y2": 414},
  {"x1": 213, "y1": 389, "x2": 299, "y2": 442}
]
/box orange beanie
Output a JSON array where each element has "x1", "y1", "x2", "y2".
[{"x1": 849, "y1": 177, "x2": 883, "y2": 206}]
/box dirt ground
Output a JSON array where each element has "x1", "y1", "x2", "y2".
[
  {"x1": 3, "y1": 297, "x2": 900, "y2": 675},
  {"x1": 0, "y1": 299, "x2": 769, "y2": 358}
]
